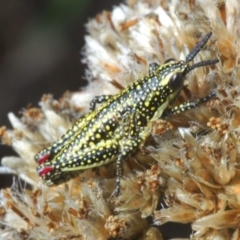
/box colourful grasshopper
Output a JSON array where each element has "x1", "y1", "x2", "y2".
[{"x1": 35, "y1": 32, "x2": 218, "y2": 195}]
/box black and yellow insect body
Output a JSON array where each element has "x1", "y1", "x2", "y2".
[{"x1": 35, "y1": 32, "x2": 218, "y2": 195}]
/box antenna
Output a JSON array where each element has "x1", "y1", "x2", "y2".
[{"x1": 186, "y1": 32, "x2": 213, "y2": 62}]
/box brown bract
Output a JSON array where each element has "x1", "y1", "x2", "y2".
[{"x1": 1, "y1": 0, "x2": 240, "y2": 239}]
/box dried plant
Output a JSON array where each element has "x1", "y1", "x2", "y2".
[{"x1": 1, "y1": 0, "x2": 240, "y2": 239}]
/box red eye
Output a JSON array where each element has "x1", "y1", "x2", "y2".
[
  {"x1": 36, "y1": 153, "x2": 51, "y2": 164},
  {"x1": 38, "y1": 166, "x2": 54, "y2": 176}
]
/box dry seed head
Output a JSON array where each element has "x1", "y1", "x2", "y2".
[
  {"x1": 105, "y1": 215, "x2": 130, "y2": 238},
  {"x1": 1, "y1": 0, "x2": 240, "y2": 239}
]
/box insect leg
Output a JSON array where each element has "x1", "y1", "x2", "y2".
[
  {"x1": 114, "y1": 111, "x2": 145, "y2": 196},
  {"x1": 89, "y1": 95, "x2": 112, "y2": 111},
  {"x1": 149, "y1": 62, "x2": 160, "y2": 74},
  {"x1": 115, "y1": 154, "x2": 124, "y2": 196},
  {"x1": 115, "y1": 138, "x2": 141, "y2": 196},
  {"x1": 162, "y1": 91, "x2": 216, "y2": 118}
]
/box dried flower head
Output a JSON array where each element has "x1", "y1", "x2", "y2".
[{"x1": 1, "y1": 0, "x2": 240, "y2": 239}]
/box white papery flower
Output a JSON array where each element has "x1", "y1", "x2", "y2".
[{"x1": 1, "y1": 0, "x2": 240, "y2": 239}]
